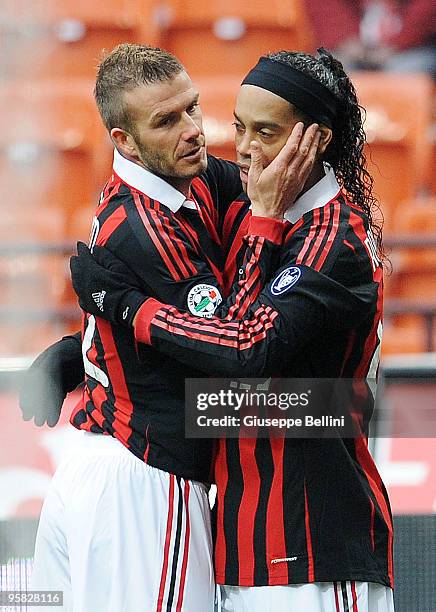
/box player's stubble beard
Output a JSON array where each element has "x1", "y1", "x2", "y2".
[{"x1": 135, "y1": 138, "x2": 207, "y2": 185}]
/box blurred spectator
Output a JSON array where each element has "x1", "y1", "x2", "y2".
[{"x1": 305, "y1": 0, "x2": 436, "y2": 77}]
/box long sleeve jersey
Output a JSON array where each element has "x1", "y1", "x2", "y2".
[
  {"x1": 70, "y1": 153, "x2": 245, "y2": 482},
  {"x1": 130, "y1": 181, "x2": 393, "y2": 589}
]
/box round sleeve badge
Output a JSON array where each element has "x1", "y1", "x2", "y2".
[
  {"x1": 187, "y1": 284, "x2": 223, "y2": 317},
  {"x1": 271, "y1": 266, "x2": 301, "y2": 296}
]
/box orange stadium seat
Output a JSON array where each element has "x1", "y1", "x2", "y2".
[
  {"x1": 0, "y1": 206, "x2": 65, "y2": 244},
  {"x1": 0, "y1": 78, "x2": 106, "y2": 352},
  {"x1": 0, "y1": 319, "x2": 78, "y2": 357},
  {"x1": 381, "y1": 317, "x2": 430, "y2": 355},
  {"x1": 425, "y1": 82, "x2": 436, "y2": 196},
  {"x1": 2, "y1": 0, "x2": 163, "y2": 79},
  {"x1": 0, "y1": 79, "x2": 111, "y2": 238},
  {"x1": 0, "y1": 250, "x2": 68, "y2": 307},
  {"x1": 0, "y1": 234, "x2": 79, "y2": 356},
  {"x1": 352, "y1": 73, "x2": 433, "y2": 218},
  {"x1": 0, "y1": 204, "x2": 73, "y2": 312},
  {"x1": 382, "y1": 198, "x2": 436, "y2": 354},
  {"x1": 390, "y1": 199, "x2": 436, "y2": 272},
  {"x1": 430, "y1": 140, "x2": 436, "y2": 197},
  {"x1": 0, "y1": 245, "x2": 78, "y2": 356},
  {"x1": 160, "y1": 0, "x2": 314, "y2": 76}
]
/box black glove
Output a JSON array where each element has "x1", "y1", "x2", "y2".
[
  {"x1": 70, "y1": 242, "x2": 147, "y2": 327},
  {"x1": 19, "y1": 333, "x2": 84, "y2": 427}
]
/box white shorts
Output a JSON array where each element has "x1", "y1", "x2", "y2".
[
  {"x1": 218, "y1": 581, "x2": 395, "y2": 612},
  {"x1": 32, "y1": 431, "x2": 214, "y2": 612}
]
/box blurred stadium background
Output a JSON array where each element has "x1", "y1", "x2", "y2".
[{"x1": 0, "y1": 1, "x2": 435, "y2": 610}]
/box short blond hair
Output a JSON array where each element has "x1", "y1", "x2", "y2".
[{"x1": 94, "y1": 43, "x2": 184, "y2": 135}]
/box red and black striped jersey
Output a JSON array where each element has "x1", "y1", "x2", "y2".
[
  {"x1": 70, "y1": 152, "x2": 245, "y2": 482},
  {"x1": 131, "y1": 177, "x2": 393, "y2": 588}
]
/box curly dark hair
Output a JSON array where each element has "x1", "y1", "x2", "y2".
[{"x1": 267, "y1": 48, "x2": 385, "y2": 263}]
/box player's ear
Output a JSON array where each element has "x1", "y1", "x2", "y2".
[
  {"x1": 110, "y1": 128, "x2": 139, "y2": 160},
  {"x1": 317, "y1": 125, "x2": 333, "y2": 156}
]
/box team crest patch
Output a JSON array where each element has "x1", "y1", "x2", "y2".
[
  {"x1": 187, "y1": 284, "x2": 222, "y2": 318},
  {"x1": 271, "y1": 266, "x2": 301, "y2": 296}
]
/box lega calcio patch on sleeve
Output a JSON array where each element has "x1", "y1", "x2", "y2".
[
  {"x1": 187, "y1": 284, "x2": 222, "y2": 318},
  {"x1": 271, "y1": 266, "x2": 301, "y2": 296}
]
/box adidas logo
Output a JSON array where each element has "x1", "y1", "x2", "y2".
[{"x1": 92, "y1": 290, "x2": 106, "y2": 312}]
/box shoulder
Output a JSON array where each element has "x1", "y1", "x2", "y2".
[
  {"x1": 93, "y1": 178, "x2": 179, "y2": 254},
  {"x1": 283, "y1": 195, "x2": 349, "y2": 273},
  {"x1": 283, "y1": 194, "x2": 380, "y2": 282}
]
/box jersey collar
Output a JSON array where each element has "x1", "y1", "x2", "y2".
[
  {"x1": 284, "y1": 164, "x2": 341, "y2": 224},
  {"x1": 113, "y1": 148, "x2": 191, "y2": 213}
]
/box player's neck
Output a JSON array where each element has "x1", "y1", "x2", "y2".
[{"x1": 300, "y1": 160, "x2": 325, "y2": 196}]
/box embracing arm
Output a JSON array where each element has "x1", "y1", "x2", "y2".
[
  {"x1": 19, "y1": 210, "x2": 283, "y2": 426},
  {"x1": 132, "y1": 263, "x2": 373, "y2": 377},
  {"x1": 22, "y1": 124, "x2": 319, "y2": 424}
]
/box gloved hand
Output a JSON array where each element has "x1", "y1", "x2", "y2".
[
  {"x1": 19, "y1": 333, "x2": 84, "y2": 427},
  {"x1": 70, "y1": 242, "x2": 147, "y2": 327}
]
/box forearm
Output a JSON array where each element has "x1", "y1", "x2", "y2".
[
  {"x1": 131, "y1": 263, "x2": 370, "y2": 378},
  {"x1": 130, "y1": 218, "x2": 287, "y2": 376},
  {"x1": 133, "y1": 297, "x2": 286, "y2": 377}
]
